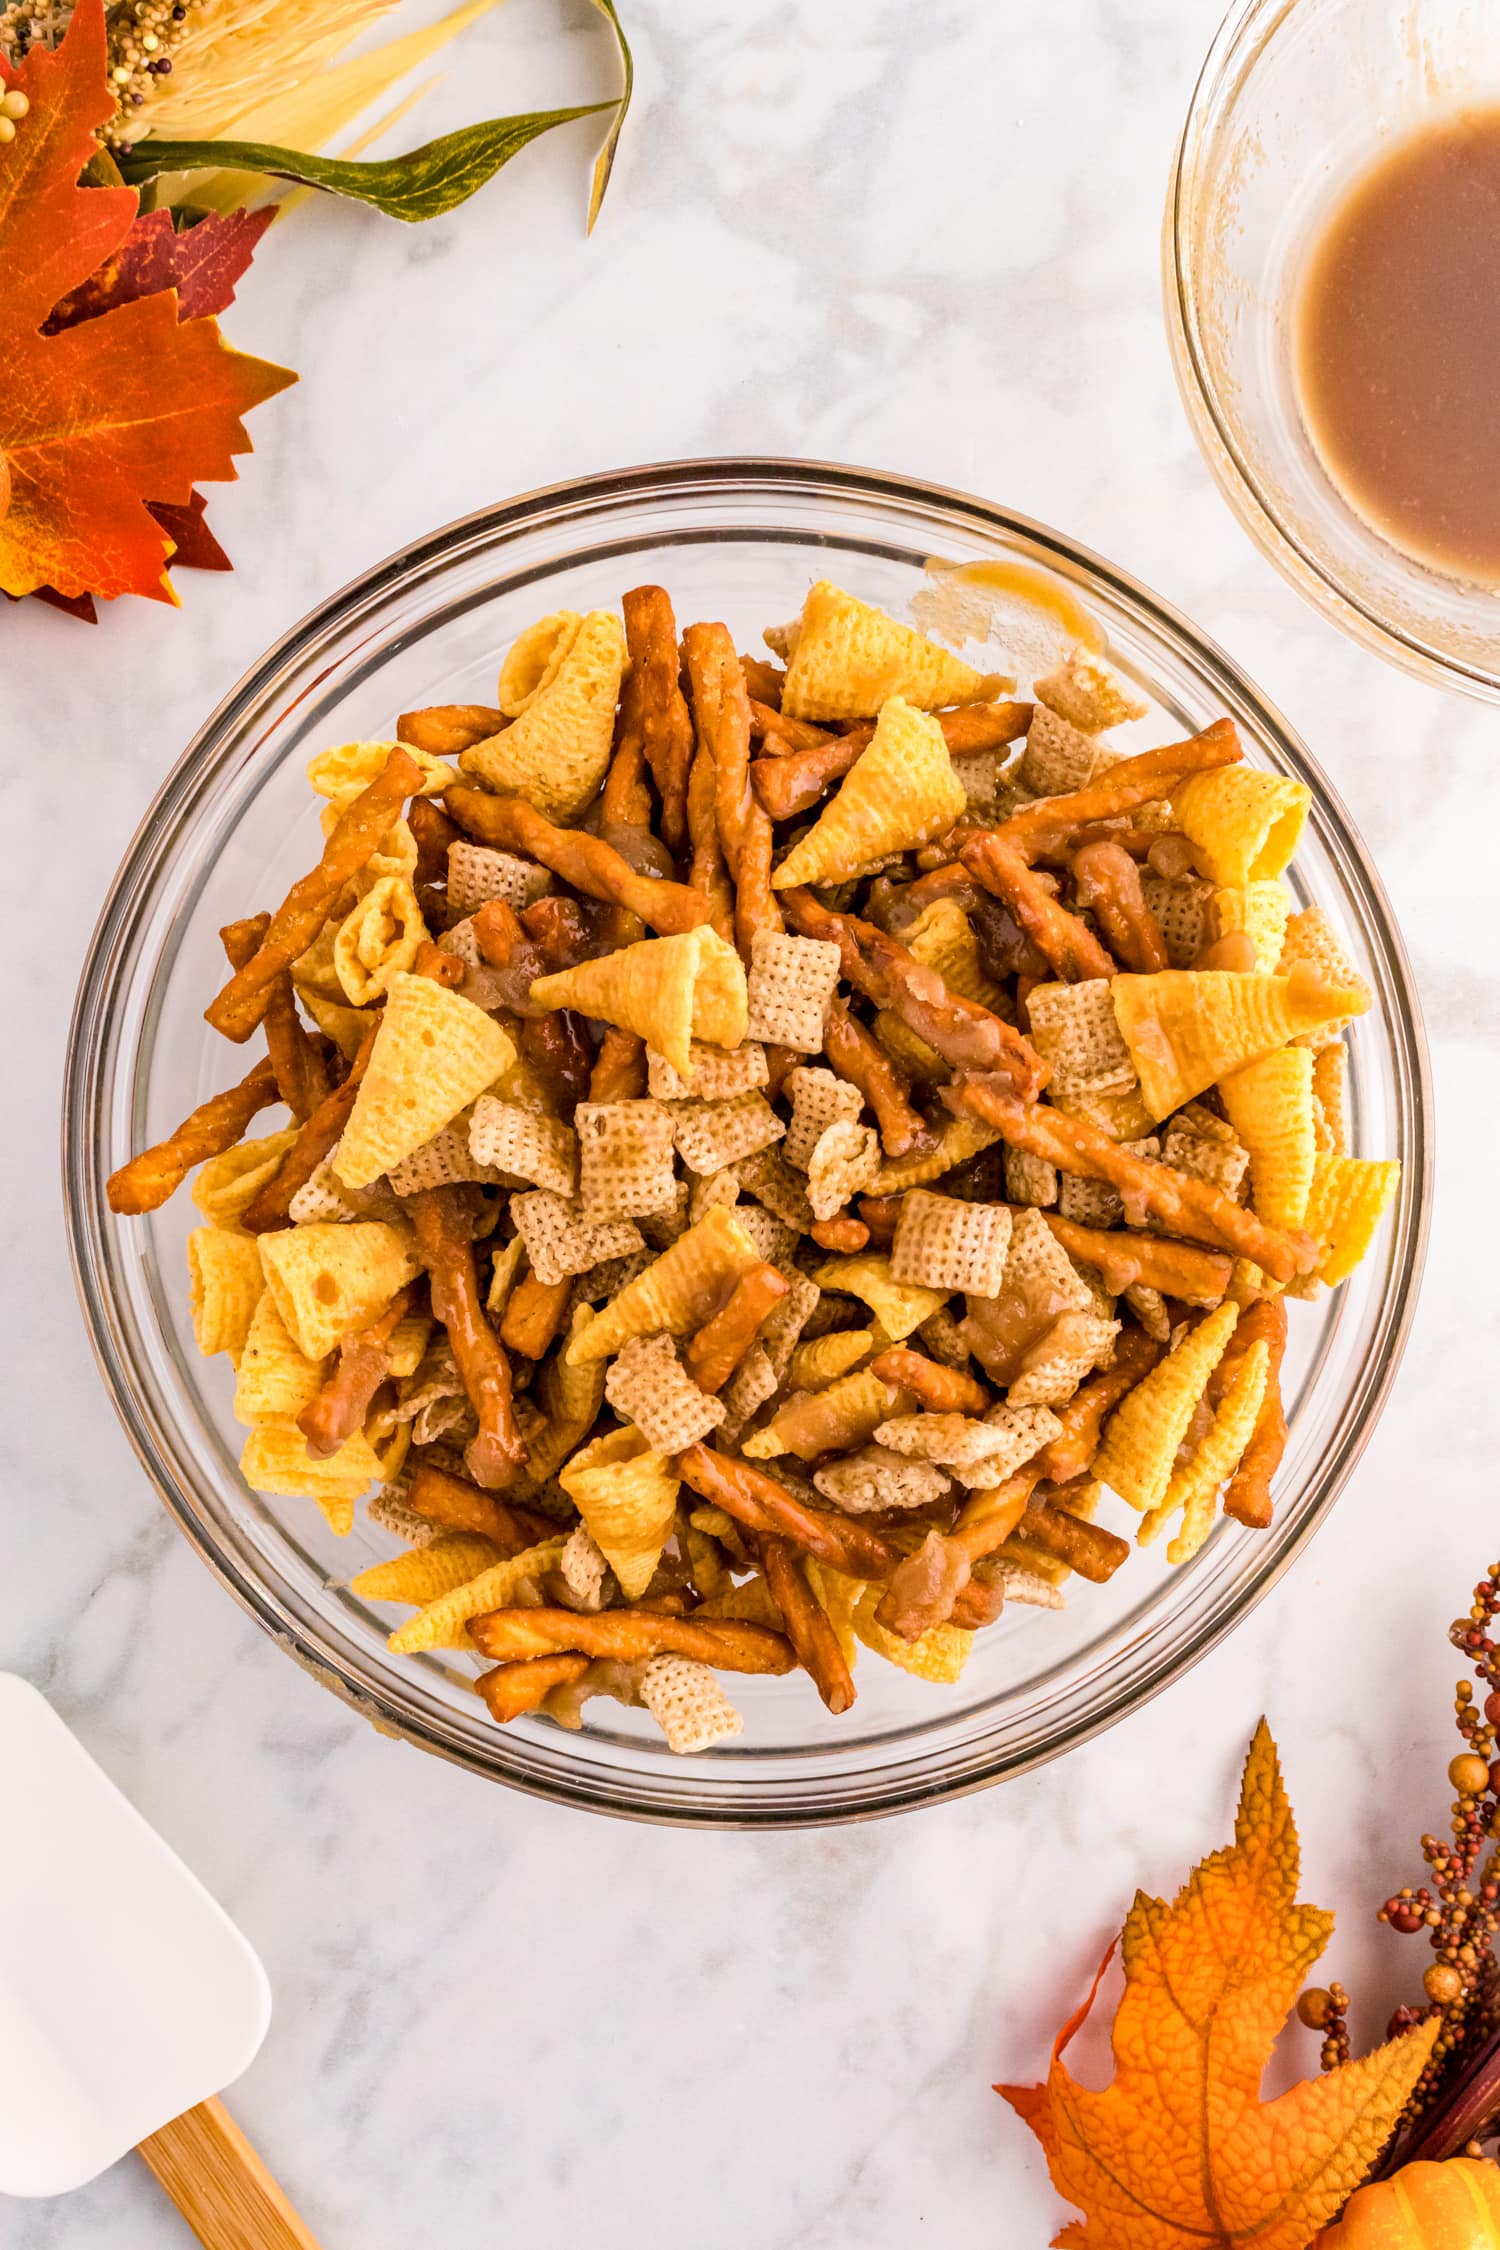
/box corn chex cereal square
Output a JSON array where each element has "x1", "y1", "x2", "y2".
[
  {"x1": 760, "y1": 1271, "x2": 822, "y2": 1381},
  {"x1": 646, "y1": 1042, "x2": 769, "y2": 1101},
  {"x1": 875, "y1": 1412, "x2": 1032, "y2": 1469},
  {"x1": 668, "y1": 1090, "x2": 785, "y2": 1176},
  {"x1": 1007, "y1": 1313, "x2": 1119, "y2": 1407},
  {"x1": 559, "y1": 1522, "x2": 613, "y2": 1612},
  {"x1": 575, "y1": 1100, "x2": 677, "y2": 1222},
  {"x1": 743, "y1": 931, "x2": 841, "y2": 1052},
  {"x1": 288, "y1": 1156, "x2": 368, "y2": 1225},
  {"x1": 1002, "y1": 1207, "x2": 1097, "y2": 1310},
  {"x1": 639, "y1": 1177, "x2": 691, "y2": 1248},
  {"x1": 1161, "y1": 1115, "x2": 1249, "y2": 1199},
  {"x1": 916, "y1": 1306, "x2": 973, "y2": 1370},
  {"x1": 511, "y1": 1190, "x2": 643, "y2": 1286},
  {"x1": 446, "y1": 839, "x2": 552, "y2": 917},
  {"x1": 437, "y1": 918, "x2": 482, "y2": 970},
  {"x1": 1018, "y1": 703, "x2": 1100, "y2": 797},
  {"x1": 738, "y1": 1148, "x2": 815, "y2": 1234},
  {"x1": 1142, "y1": 875, "x2": 1213, "y2": 969},
  {"x1": 640, "y1": 1654, "x2": 743, "y2": 1754},
  {"x1": 891, "y1": 1189, "x2": 1011, "y2": 1297},
  {"x1": 605, "y1": 1333, "x2": 725, "y2": 1454},
  {"x1": 386, "y1": 1117, "x2": 509, "y2": 1196},
  {"x1": 1026, "y1": 980, "x2": 1135, "y2": 1096},
  {"x1": 731, "y1": 1199, "x2": 803, "y2": 1274},
  {"x1": 946, "y1": 1402, "x2": 1062, "y2": 1487},
  {"x1": 1005, "y1": 1146, "x2": 1059, "y2": 1209},
  {"x1": 807, "y1": 1120, "x2": 880, "y2": 1221},
  {"x1": 813, "y1": 1447, "x2": 949, "y2": 1513},
  {"x1": 572, "y1": 1246, "x2": 654, "y2": 1303},
  {"x1": 1279, "y1": 906, "x2": 1371, "y2": 1046},
  {"x1": 784, "y1": 1067, "x2": 864, "y2": 1171},
  {"x1": 718, "y1": 1341, "x2": 779, "y2": 1445},
  {"x1": 1034, "y1": 648, "x2": 1147, "y2": 734},
  {"x1": 469, "y1": 1096, "x2": 578, "y2": 1197},
  {"x1": 689, "y1": 1167, "x2": 741, "y2": 1223}
]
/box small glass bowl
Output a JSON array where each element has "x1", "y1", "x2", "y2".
[
  {"x1": 1167, "y1": 0, "x2": 1500, "y2": 700},
  {"x1": 64, "y1": 460, "x2": 1430, "y2": 1827}
]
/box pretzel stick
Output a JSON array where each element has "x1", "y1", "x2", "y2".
[
  {"x1": 739, "y1": 655, "x2": 785, "y2": 707},
  {"x1": 675, "y1": 1445, "x2": 902, "y2": 1581},
  {"x1": 749, "y1": 701, "x2": 833, "y2": 754},
  {"x1": 1032, "y1": 1328, "x2": 1164, "y2": 1483},
  {"x1": 1215, "y1": 1296, "x2": 1288, "y2": 1529},
  {"x1": 947, "y1": 1076, "x2": 1310, "y2": 1280},
  {"x1": 950, "y1": 1571, "x2": 1009, "y2": 1630},
  {"x1": 407, "y1": 1462, "x2": 556, "y2": 1553},
  {"x1": 206, "y1": 747, "x2": 422, "y2": 1040},
  {"x1": 992, "y1": 720, "x2": 1241, "y2": 860},
  {"x1": 751, "y1": 701, "x2": 1031, "y2": 823},
  {"x1": 398, "y1": 704, "x2": 505, "y2": 755},
  {"x1": 601, "y1": 658, "x2": 654, "y2": 834},
  {"x1": 298, "y1": 1286, "x2": 412, "y2": 1458},
  {"x1": 443, "y1": 789, "x2": 709, "y2": 935},
  {"x1": 500, "y1": 1271, "x2": 575, "y2": 1360},
  {"x1": 782, "y1": 889, "x2": 1048, "y2": 1098},
  {"x1": 734, "y1": 795, "x2": 784, "y2": 959},
  {"x1": 761, "y1": 1536, "x2": 855, "y2": 1714},
  {"x1": 1036, "y1": 1213, "x2": 1232, "y2": 1306},
  {"x1": 684, "y1": 1263, "x2": 789, "y2": 1393},
  {"x1": 106, "y1": 1057, "x2": 280, "y2": 1215},
  {"x1": 478, "y1": 1654, "x2": 590, "y2": 1723},
  {"x1": 408, "y1": 1187, "x2": 525, "y2": 1488},
  {"x1": 962, "y1": 833, "x2": 1116, "y2": 983},
  {"x1": 683, "y1": 622, "x2": 755, "y2": 888},
  {"x1": 823, "y1": 997, "x2": 928, "y2": 1156},
  {"x1": 408, "y1": 798, "x2": 462, "y2": 890},
  {"x1": 221, "y1": 915, "x2": 330, "y2": 1123},
  {"x1": 685, "y1": 730, "x2": 735, "y2": 941},
  {"x1": 1071, "y1": 840, "x2": 1169, "y2": 973},
  {"x1": 239, "y1": 1024, "x2": 377, "y2": 1233},
  {"x1": 868, "y1": 1348, "x2": 989, "y2": 1416},
  {"x1": 468, "y1": 1604, "x2": 796, "y2": 1674},
  {"x1": 1016, "y1": 1488, "x2": 1130, "y2": 1582},
  {"x1": 855, "y1": 1194, "x2": 902, "y2": 1248},
  {"x1": 619, "y1": 587, "x2": 694, "y2": 855},
  {"x1": 589, "y1": 1026, "x2": 647, "y2": 1103},
  {"x1": 873, "y1": 1467, "x2": 1044, "y2": 1638}
]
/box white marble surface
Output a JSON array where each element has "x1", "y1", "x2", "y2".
[{"x1": 6, "y1": 0, "x2": 1499, "y2": 2241}]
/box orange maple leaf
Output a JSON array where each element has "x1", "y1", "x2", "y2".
[
  {"x1": 0, "y1": 0, "x2": 293, "y2": 603},
  {"x1": 999, "y1": 1722, "x2": 1440, "y2": 2250}
]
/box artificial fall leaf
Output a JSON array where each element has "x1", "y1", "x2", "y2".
[
  {"x1": 0, "y1": 0, "x2": 292, "y2": 604},
  {"x1": 46, "y1": 205, "x2": 275, "y2": 329},
  {"x1": 999, "y1": 1723, "x2": 1440, "y2": 2250}
]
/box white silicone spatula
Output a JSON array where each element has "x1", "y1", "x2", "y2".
[{"x1": 0, "y1": 1673, "x2": 320, "y2": 2247}]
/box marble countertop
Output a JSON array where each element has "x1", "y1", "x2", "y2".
[{"x1": 7, "y1": 1, "x2": 1494, "y2": 2241}]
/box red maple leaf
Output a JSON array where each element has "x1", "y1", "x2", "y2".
[
  {"x1": 0, "y1": 0, "x2": 293, "y2": 605},
  {"x1": 47, "y1": 204, "x2": 276, "y2": 329}
]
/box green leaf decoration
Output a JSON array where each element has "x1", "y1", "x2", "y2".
[
  {"x1": 586, "y1": 0, "x2": 633, "y2": 232},
  {"x1": 116, "y1": 101, "x2": 614, "y2": 224}
]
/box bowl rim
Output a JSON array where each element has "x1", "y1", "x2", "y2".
[
  {"x1": 1164, "y1": 0, "x2": 1500, "y2": 705},
  {"x1": 63, "y1": 454, "x2": 1433, "y2": 1826}
]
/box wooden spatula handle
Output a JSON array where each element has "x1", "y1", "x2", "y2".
[{"x1": 136, "y1": 2096, "x2": 322, "y2": 2250}]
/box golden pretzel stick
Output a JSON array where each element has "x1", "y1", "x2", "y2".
[
  {"x1": 1031, "y1": 1327, "x2": 1165, "y2": 1484},
  {"x1": 782, "y1": 889, "x2": 1049, "y2": 1097},
  {"x1": 948, "y1": 1075, "x2": 1312, "y2": 1281},
  {"x1": 468, "y1": 1604, "x2": 796, "y2": 1673},
  {"x1": 106, "y1": 1056, "x2": 280, "y2": 1216},
  {"x1": 1071, "y1": 839, "x2": 1169, "y2": 973},
  {"x1": 407, "y1": 1462, "x2": 557, "y2": 1553},
  {"x1": 761, "y1": 1535, "x2": 856, "y2": 1714},
  {"x1": 398, "y1": 703, "x2": 506, "y2": 755},
  {"x1": 748, "y1": 701, "x2": 834, "y2": 754},
  {"x1": 868, "y1": 1348, "x2": 989, "y2": 1417},
  {"x1": 872, "y1": 1466, "x2": 1044, "y2": 1640},
  {"x1": 685, "y1": 726, "x2": 735, "y2": 941},
  {"x1": 220, "y1": 914, "x2": 331, "y2": 1125},
  {"x1": 824, "y1": 997, "x2": 929, "y2": 1157},
  {"x1": 1216, "y1": 1296, "x2": 1288, "y2": 1529},
  {"x1": 408, "y1": 797, "x2": 462, "y2": 889},
  {"x1": 499, "y1": 1271, "x2": 574, "y2": 1361},
  {"x1": 588, "y1": 1026, "x2": 648, "y2": 1103},
  {"x1": 478, "y1": 1654, "x2": 590, "y2": 1723},
  {"x1": 623, "y1": 586, "x2": 694, "y2": 856},
  {"x1": 739, "y1": 654, "x2": 786, "y2": 707},
  {"x1": 298, "y1": 1285, "x2": 412, "y2": 1459},
  {"x1": 239, "y1": 1025, "x2": 377, "y2": 1234},
  {"x1": 444, "y1": 788, "x2": 709, "y2": 935},
  {"x1": 1036, "y1": 1213, "x2": 1232, "y2": 1306},
  {"x1": 684, "y1": 1263, "x2": 790, "y2": 1394},
  {"x1": 407, "y1": 1186, "x2": 525, "y2": 1489},
  {"x1": 206, "y1": 746, "x2": 423, "y2": 1041},
  {"x1": 1016, "y1": 1488, "x2": 1131, "y2": 1582},
  {"x1": 683, "y1": 622, "x2": 754, "y2": 885},
  {"x1": 961, "y1": 833, "x2": 1116, "y2": 983},
  {"x1": 992, "y1": 720, "x2": 1241, "y2": 861},
  {"x1": 675, "y1": 1444, "x2": 902, "y2": 1582}
]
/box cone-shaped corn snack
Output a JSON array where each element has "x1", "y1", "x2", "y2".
[
  {"x1": 1093, "y1": 1299, "x2": 1239, "y2": 1513},
  {"x1": 532, "y1": 927, "x2": 747, "y2": 1080},
  {"x1": 334, "y1": 973, "x2": 515, "y2": 1190},
  {"x1": 1218, "y1": 1048, "x2": 1317, "y2": 1231},
  {"x1": 1173, "y1": 766, "x2": 1310, "y2": 886},
  {"x1": 559, "y1": 1427, "x2": 680, "y2": 1599},
  {"x1": 566, "y1": 1205, "x2": 761, "y2": 1363},
  {"x1": 772, "y1": 698, "x2": 967, "y2": 889},
  {"x1": 1111, "y1": 968, "x2": 1367, "y2": 1119},
  {"x1": 461, "y1": 610, "x2": 626, "y2": 820},
  {"x1": 778, "y1": 581, "x2": 995, "y2": 720}
]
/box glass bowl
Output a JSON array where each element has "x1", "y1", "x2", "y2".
[
  {"x1": 1166, "y1": 0, "x2": 1500, "y2": 700},
  {"x1": 64, "y1": 459, "x2": 1430, "y2": 1827}
]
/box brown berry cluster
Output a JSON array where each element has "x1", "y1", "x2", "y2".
[{"x1": 102, "y1": 0, "x2": 191, "y2": 138}]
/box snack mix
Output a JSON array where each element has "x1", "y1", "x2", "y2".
[{"x1": 109, "y1": 581, "x2": 1399, "y2": 1752}]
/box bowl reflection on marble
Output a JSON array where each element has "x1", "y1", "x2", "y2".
[
  {"x1": 64, "y1": 460, "x2": 1429, "y2": 1827},
  {"x1": 1167, "y1": 0, "x2": 1500, "y2": 700}
]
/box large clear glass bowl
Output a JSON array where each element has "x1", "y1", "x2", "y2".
[
  {"x1": 64, "y1": 460, "x2": 1430, "y2": 1826},
  {"x1": 1166, "y1": 0, "x2": 1500, "y2": 700}
]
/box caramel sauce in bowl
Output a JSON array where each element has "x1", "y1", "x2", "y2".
[{"x1": 1168, "y1": 0, "x2": 1500, "y2": 698}]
